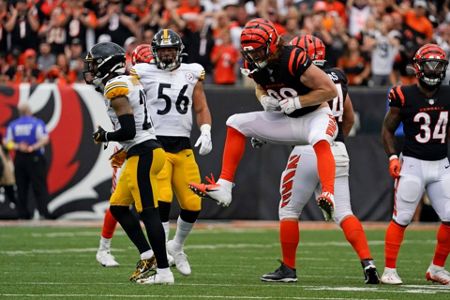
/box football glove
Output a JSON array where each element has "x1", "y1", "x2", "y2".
[
  {"x1": 195, "y1": 124, "x2": 212, "y2": 155},
  {"x1": 93, "y1": 126, "x2": 108, "y2": 144},
  {"x1": 251, "y1": 137, "x2": 266, "y2": 149},
  {"x1": 389, "y1": 155, "x2": 401, "y2": 179},
  {"x1": 260, "y1": 95, "x2": 279, "y2": 112},
  {"x1": 109, "y1": 148, "x2": 127, "y2": 168},
  {"x1": 279, "y1": 96, "x2": 302, "y2": 114}
]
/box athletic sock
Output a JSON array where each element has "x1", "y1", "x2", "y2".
[
  {"x1": 219, "y1": 126, "x2": 246, "y2": 182},
  {"x1": 432, "y1": 223, "x2": 450, "y2": 267},
  {"x1": 313, "y1": 140, "x2": 335, "y2": 194},
  {"x1": 340, "y1": 215, "x2": 372, "y2": 260},
  {"x1": 280, "y1": 219, "x2": 299, "y2": 269},
  {"x1": 385, "y1": 220, "x2": 406, "y2": 269}
]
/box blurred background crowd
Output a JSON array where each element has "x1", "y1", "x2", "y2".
[{"x1": 0, "y1": 0, "x2": 450, "y2": 86}]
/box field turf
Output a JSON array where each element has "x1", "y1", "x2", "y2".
[{"x1": 0, "y1": 221, "x2": 449, "y2": 299}]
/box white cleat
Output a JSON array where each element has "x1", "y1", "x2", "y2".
[
  {"x1": 167, "y1": 240, "x2": 191, "y2": 276},
  {"x1": 167, "y1": 252, "x2": 175, "y2": 267},
  {"x1": 136, "y1": 271, "x2": 174, "y2": 285},
  {"x1": 316, "y1": 191, "x2": 335, "y2": 222},
  {"x1": 426, "y1": 264, "x2": 450, "y2": 285},
  {"x1": 381, "y1": 267, "x2": 403, "y2": 285},
  {"x1": 96, "y1": 250, "x2": 119, "y2": 267},
  {"x1": 189, "y1": 177, "x2": 233, "y2": 207}
]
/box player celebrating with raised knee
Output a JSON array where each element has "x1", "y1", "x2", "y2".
[
  {"x1": 260, "y1": 35, "x2": 379, "y2": 284},
  {"x1": 381, "y1": 44, "x2": 450, "y2": 285},
  {"x1": 189, "y1": 18, "x2": 338, "y2": 221},
  {"x1": 131, "y1": 29, "x2": 212, "y2": 276}
]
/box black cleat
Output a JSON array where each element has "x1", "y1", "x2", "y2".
[
  {"x1": 361, "y1": 259, "x2": 380, "y2": 284},
  {"x1": 261, "y1": 260, "x2": 298, "y2": 283}
]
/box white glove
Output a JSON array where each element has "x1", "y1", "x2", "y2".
[
  {"x1": 279, "y1": 96, "x2": 302, "y2": 114},
  {"x1": 260, "y1": 95, "x2": 280, "y2": 112},
  {"x1": 195, "y1": 124, "x2": 212, "y2": 155}
]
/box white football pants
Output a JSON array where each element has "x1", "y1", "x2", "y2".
[
  {"x1": 393, "y1": 155, "x2": 450, "y2": 225},
  {"x1": 226, "y1": 107, "x2": 337, "y2": 146},
  {"x1": 278, "y1": 141, "x2": 353, "y2": 224}
]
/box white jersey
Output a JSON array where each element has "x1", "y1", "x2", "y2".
[
  {"x1": 103, "y1": 75, "x2": 156, "y2": 151},
  {"x1": 131, "y1": 62, "x2": 205, "y2": 137}
]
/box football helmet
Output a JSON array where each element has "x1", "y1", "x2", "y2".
[
  {"x1": 240, "y1": 18, "x2": 279, "y2": 70},
  {"x1": 290, "y1": 35, "x2": 326, "y2": 67},
  {"x1": 84, "y1": 42, "x2": 126, "y2": 92},
  {"x1": 132, "y1": 44, "x2": 154, "y2": 65},
  {"x1": 151, "y1": 29, "x2": 184, "y2": 71},
  {"x1": 413, "y1": 43, "x2": 448, "y2": 87}
]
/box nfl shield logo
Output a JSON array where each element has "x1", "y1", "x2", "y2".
[{"x1": 428, "y1": 99, "x2": 435, "y2": 105}]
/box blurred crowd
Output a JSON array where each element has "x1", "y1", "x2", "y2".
[{"x1": 1, "y1": 0, "x2": 450, "y2": 86}]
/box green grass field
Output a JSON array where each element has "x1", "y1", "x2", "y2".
[{"x1": 0, "y1": 222, "x2": 449, "y2": 299}]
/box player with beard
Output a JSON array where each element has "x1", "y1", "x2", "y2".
[{"x1": 259, "y1": 35, "x2": 379, "y2": 284}]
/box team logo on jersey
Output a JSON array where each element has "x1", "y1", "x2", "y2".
[
  {"x1": 185, "y1": 72, "x2": 195, "y2": 83},
  {"x1": 428, "y1": 98, "x2": 435, "y2": 105}
]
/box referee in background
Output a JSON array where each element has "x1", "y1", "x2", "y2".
[{"x1": 3, "y1": 103, "x2": 53, "y2": 220}]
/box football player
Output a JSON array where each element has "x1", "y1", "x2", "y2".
[
  {"x1": 189, "y1": 18, "x2": 338, "y2": 222},
  {"x1": 260, "y1": 35, "x2": 379, "y2": 284},
  {"x1": 381, "y1": 44, "x2": 450, "y2": 285},
  {"x1": 84, "y1": 41, "x2": 174, "y2": 285},
  {"x1": 131, "y1": 29, "x2": 212, "y2": 276}
]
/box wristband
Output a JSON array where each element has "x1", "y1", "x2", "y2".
[{"x1": 389, "y1": 154, "x2": 398, "y2": 161}]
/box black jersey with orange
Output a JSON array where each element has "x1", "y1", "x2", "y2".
[
  {"x1": 325, "y1": 67, "x2": 348, "y2": 143},
  {"x1": 249, "y1": 45, "x2": 320, "y2": 117},
  {"x1": 388, "y1": 85, "x2": 450, "y2": 161}
]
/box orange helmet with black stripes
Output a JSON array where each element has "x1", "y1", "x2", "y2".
[
  {"x1": 290, "y1": 35, "x2": 326, "y2": 67},
  {"x1": 413, "y1": 43, "x2": 448, "y2": 87},
  {"x1": 132, "y1": 44, "x2": 154, "y2": 65},
  {"x1": 240, "y1": 18, "x2": 280, "y2": 69}
]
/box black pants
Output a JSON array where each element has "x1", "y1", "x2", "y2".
[{"x1": 14, "y1": 152, "x2": 51, "y2": 219}]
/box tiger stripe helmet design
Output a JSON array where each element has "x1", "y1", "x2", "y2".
[
  {"x1": 290, "y1": 35, "x2": 326, "y2": 67},
  {"x1": 240, "y1": 18, "x2": 279, "y2": 70},
  {"x1": 413, "y1": 43, "x2": 449, "y2": 87},
  {"x1": 132, "y1": 44, "x2": 154, "y2": 65}
]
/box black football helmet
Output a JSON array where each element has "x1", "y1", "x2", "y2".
[
  {"x1": 84, "y1": 42, "x2": 126, "y2": 92},
  {"x1": 151, "y1": 29, "x2": 184, "y2": 71}
]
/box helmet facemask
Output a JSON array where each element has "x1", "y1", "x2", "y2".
[
  {"x1": 152, "y1": 29, "x2": 184, "y2": 71},
  {"x1": 415, "y1": 59, "x2": 448, "y2": 87},
  {"x1": 241, "y1": 38, "x2": 272, "y2": 70},
  {"x1": 84, "y1": 51, "x2": 126, "y2": 93}
]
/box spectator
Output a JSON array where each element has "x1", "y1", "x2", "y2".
[
  {"x1": 67, "y1": 38, "x2": 85, "y2": 82},
  {"x1": 63, "y1": 0, "x2": 97, "y2": 51},
  {"x1": 48, "y1": 53, "x2": 76, "y2": 84},
  {"x1": 95, "y1": 0, "x2": 138, "y2": 46},
  {"x1": 4, "y1": 0, "x2": 40, "y2": 52},
  {"x1": 37, "y1": 41, "x2": 56, "y2": 73},
  {"x1": 124, "y1": 36, "x2": 138, "y2": 68},
  {"x1": 347, "y1": 0, "x2": 372, "y2": 37},
  {"x1": 6, "y1": 48, "x2": 44, "y2": 84},
  {"x1": 211, "y1": 30, "x2": 239, "y2": 85},
  {"x1": 3, "y1": 102, "x2": 53, "y2": 220},
  {"x1": 39, "y1": 6, "x2": 67, "y2": 54},
  {"x1": 367, "y1": 15, "x2": 400, "y2": 86},
  {"x1": 0, "y1": 0, "x2": 8, "y2": 54},
  {"x1": 337, "y1": 37, "x2": 371, "y2": 86}
]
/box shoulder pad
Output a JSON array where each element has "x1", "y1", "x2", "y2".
[
  {"x1": 104, "y1": 77, "x2": 130, "y2": 100},
  {"x1": 286, "y1": 47, "x2": 312, "y2": 77}
]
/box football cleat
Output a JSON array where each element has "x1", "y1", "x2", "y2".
[
  {"x1": 426, "y1": 264, "x2": 450, "y2": 285},
  {"x1": 189, "y1": 175, "x2": 233, "y2": 207},
  {"x1": 381, "y1": 267, "x2": 403, "y2": 285},
  {"x1": 136, "y1": 270, "x2": 175, "y2": 285},
  {"x1": 129, "y1": 257, "x2": 157, "y2": 282},
  {"x1": 361, "y1": 259, "x2": 380, "y2": 284},
  {"x1": 261, "y1": 260, "x2": 297, "y2": 283},
  {"x1": 316, "y1": 191, "x2": 335, "y2": 222},
  {"x1": 167, "y1": 252, "x2": 175, "y2": 267},
  {"x1": 96, "y1": 250, "x2": 119, "y2": 267},
  {"x1": 167, "y1": 240, "x2": 191, "y2": 276}
]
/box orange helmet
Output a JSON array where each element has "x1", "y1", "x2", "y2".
[
  {"x1": 413, "y1": 43, "x2": 448, "y2": 87},
  {"x1": 240, "y1": 18, "x2": 279, "y2": 69},
  {"x1": 131, "y1": 44, "x2": 153, "y2": 65},
  {"x1": 290, "y1": 35, "x2": 326, "y2": 66}
]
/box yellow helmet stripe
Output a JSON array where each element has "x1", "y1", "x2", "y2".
[{"x1": 163, "y1": 29, "x2": 168, "y2": 42}]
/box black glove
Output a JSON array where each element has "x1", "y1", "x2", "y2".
[
  {"x1": 93, "y1": 126, "x2": 108, "y2": 144},
  {"x1": 251, "y1": 137, "x2": 266, "y2": 149}
]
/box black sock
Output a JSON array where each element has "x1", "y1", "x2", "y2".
[
  {"x1": 158, "y1": 201, "x2": 171, "y2": 223},
  {"x1": 180, "y1": 209, "x2": 200, "y2": 223},
  {"x1": 140, "y1": 207, "x2": 169, "y2": 268},
  {"x1": 109, "y1": 205, "x2": 151, "y2": 254}
]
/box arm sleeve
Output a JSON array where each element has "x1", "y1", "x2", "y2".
[{"x1": 106, "y1": 114, "x2": 136, "y2": 142}]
